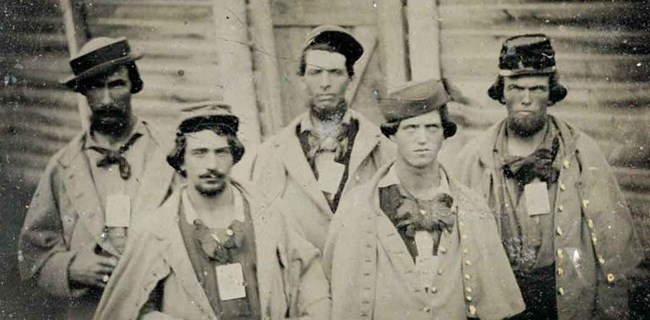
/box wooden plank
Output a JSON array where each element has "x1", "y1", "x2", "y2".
[
  {"x1": 87, "y1": 2, "x2": 213, "y2": 20},
  {"x1": 270, "y1": 0, "x2": 376, "y2": 26},
  {"x1": 376, "y1": 0, "x2": 408, "y2": 91},
  {"x1": 346, "y1": 27, "x2": 377, "y2": 105},
  {"x1": 406, "y1": 0, "x2": 441, "y2": 80},
  {"x1": 615, "y1": 168, "x2": 650, "y2": 193},
  {"x1": 87, "y1": 18, "x2": 214, "y2": 40},
  {"x1": 273, "y1": 27, "x2": 311, "y2": 124},
  {"x1": 248, "y1": 0, "x2": 285, "y2": 136}
]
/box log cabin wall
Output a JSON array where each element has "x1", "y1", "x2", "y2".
[{"x1": 435, "y1": 0, "x2": 650, "y2": 255}]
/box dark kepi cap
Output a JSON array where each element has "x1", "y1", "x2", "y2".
[
  {"x1": 177, "y1": 100, "x2": 239, "y2": 135},
  {"x1": 497, "y1": 34, "x2": 557, "y2": 76},
  {"x1": 61, "y1": 37, "x2": 143, "y2": 92},
  {"x1": 301, "y1": 25, "x2": 363, "y2": 66},
  {"x1": 380, "y1": 79, "x2": 450, "y2": 122}
]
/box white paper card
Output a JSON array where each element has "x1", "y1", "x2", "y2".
[
  {"x1": 414, "y1": 231, "x2": 438, "y2": 288},
  {"x1": 525, "y1": 182, "x2": 551, "y2": 216},
  {"x1": 216, "y1": 263, "x2": 246, "y2": 301},
  {"x1": 316, "y1": 161, "x2": 345, "y2": 194},
  {"x1": 105, "y1": 194, "x2": 131, "y2": 227}
]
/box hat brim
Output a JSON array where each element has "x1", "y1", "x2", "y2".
[{"x1": 60, "y1": 53, "x2": 143, "y2": 91}]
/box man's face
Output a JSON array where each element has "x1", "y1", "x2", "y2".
[
  {"x1": 182, "y1": 130, "x2": 234, "y2": 197},
  {"x1": 302, "y1": 50, "x2": 351, "y2": 119},
  {"x1": 83, "y1": 66, "x2": 133, "y2": 135},
  {"x1": 392, "y1": 111, "x2": 444, "y2": 169},
  {"x1": 503, "y1": 75, "x2": 550, "y2": 137}
]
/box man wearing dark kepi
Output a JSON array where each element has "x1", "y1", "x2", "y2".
[
  {"x1": 249, "y1": 25, "x2": 395, "y2": 253},
  {"x1": 18, "y1": 37, "x2": 175, "y2": 319},
  {"x1": 324, "y1": 79, "x2": 524, "y2": 320},
  {"x1": 94, "y1": 101, "x2": 330, "y2": 320},
  {"x1": 452, "y1": 34, "x2": 642, "y2": 319}
]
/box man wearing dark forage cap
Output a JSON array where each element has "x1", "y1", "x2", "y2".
[
  {"x1": 18, "y1": 37, "x2": 175, "y2": 318},
  {"x1": 324, "y1": 79, "x2": 524, "y2": 320},
  {"x1": 94, "y1": 101, "x2": 330, "y2": 320},
  {"x1": 249, "y1": 25, "x2": 395, "y2": 253},
  {"x1": 452, "y1": 34, "x2": 643, "y2": 319}
]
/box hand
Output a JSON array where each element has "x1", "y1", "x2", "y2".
[{"x1": 68, "y1": 243, "x2": 118, "y2": 289}]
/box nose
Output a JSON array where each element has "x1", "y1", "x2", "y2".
[
  {"x1": 319, "y1": 72, "x2": 331, "y2": 90},
  {"x1": 100, "y1": 86, "x2": 113, "y2": 105},
  {"x1": 415, "y1": 127, "x2": 428, "y2": 144},
  {"x1": 204, "y1": 152, "x2": 220, "y2": 170},
  {"x1": 521, "y1": 89, "x2": 532, "y2": 106}
]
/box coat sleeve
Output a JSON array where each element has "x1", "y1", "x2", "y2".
[
  {"x1": 18, "y1": 158, "x2": 85, "y2": 298},
  {"x1": 278, "y1": 210, "x2": 331, "y2": 320},
  {"x1": 93, "y1": 232, "x2": 172, "y2": 320}
]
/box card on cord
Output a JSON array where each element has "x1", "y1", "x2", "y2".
[
  {"x1": 105, "y1": 194, "x2": 131, "y2": 227},
  {"x1": 317, "y1": 161, "x2": 345, "y2": 194},
  {"x1": 524, "y1": 182, "x2": 551, "y2": 216},
  {"x1": 216, "y1": 263, "x2": 247, "y2": 301}
]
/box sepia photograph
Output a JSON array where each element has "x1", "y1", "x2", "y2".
[{"x1": 1, "y1": 0, "x2": 649, "y2": 319}]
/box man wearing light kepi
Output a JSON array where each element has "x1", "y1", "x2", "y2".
[
  {"x1": 452, "y1": 34, "x2": 642, "y2": 319},
  {"x1": 94, "y1": 101, "x2": 330, "y2": 320},
  {"x1": 249, "y1": 25, "x2": 395, "y2": 253},
  {"x1": 324, "y1": 79, "x2": 524, "y2": 319},
  {"x1": 18, "y1": 37, "x2": 175, "y2": 319}
]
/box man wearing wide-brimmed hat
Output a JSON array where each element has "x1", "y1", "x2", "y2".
[
  {"x1": 18, "y1": 37, "x2": 175, "y2": 318},
  {"x1": 324, "y1": 79, "x2": 524, "y2": 320},
  {"x1": 94, "y1": 101, "x2": 330, "y2": 320},
  {"x1": 452, "y1": 34, "x2": 642, "y2": 319},
  {"x1": 249, "y1": 25, "x2": 395, "y2": 253}
]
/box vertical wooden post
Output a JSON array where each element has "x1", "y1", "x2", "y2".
[
  {"x1": 377, "y1": 0, "x2": 408, "y2": 92},
  {"x1": 212, "y1": 0, "x2": 262, "y2": 177},
  {"x1": 59, "y1": 0, "x2": 89, "y2": 130},
  {"x1": 406, "y1": 0, "x2": 441, "y2": 80},
  {"x1": 248, "y1": 0, "x2": 284, "y2": 138}
]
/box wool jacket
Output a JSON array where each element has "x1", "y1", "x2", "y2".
[
  {"x1": 249, "y1": 110, "x2": 395, "y2": 253},
  {"x1": 323, "y1": 162, "x2": 525, "y2": 320},
  {"x1": 93, "y1": 181, "x2": 331, "y2": 320},
  {"x1": 18, "y1": 121, "x2": 175, "y2": 319},
  {"x1": 451, "y1": 115, "x2": 643, "y2": 319}
]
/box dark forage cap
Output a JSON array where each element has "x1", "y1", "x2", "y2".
[
  {"x1": 177, "y1": 100, "x2": 239, "y2": 135},
  {"x1": 301, "y1": 25, "x2": 364, "y2": 65},
  {"x1": 380, "y1": 79, "x2": 450, "y2": 122},
  {"x1": 61, "y1": 37, "x2": 143, "y2": 93},
  {"x1": 497, "y1": 34, "x2": 557, "y2": 76}
]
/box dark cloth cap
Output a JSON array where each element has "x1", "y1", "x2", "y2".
[
  {"x1": 498, "y1": 34, "x2": 557, "y2": 76},
  {"x1": 61, "y1": 37, "x2": 143, "y2": 92},
  {"x1": 177, "y1": 100, "x2": 239, "y2": 135},
  {"x1": 302, "y1": 25, "x2": 363, "y2": 65},
  {"x1": 380, "y1": 79, "x2": 451, "y2": 122}
]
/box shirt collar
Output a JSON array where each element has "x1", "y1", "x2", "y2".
[
  {"x1": 84, "y1": 118, "x2": 146, "y2": 150},
  {"x1": 181, "y1": 185, "x2": 245, "y2": 225},
  {"x1": 378, "y1": 163, "x2": 451, "y2": 195}
]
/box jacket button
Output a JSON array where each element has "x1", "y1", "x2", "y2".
[
  {"x1": 464, "y1": 260, "x2": 471, "y2": 266},
  {"x1": 557, "y1": 268, "x2": 564, "y2": 276},
  {"x1": 587, "y1": 219, "x2": 594, "y2": 229},
  {"x1": 465, "y1": 295, "x2": 473, "y2": 302},
  {"x1": 468, "y1": 305, "x2": 477, "y2": 316},
  {"x1": 439, "y1": 247, "x2": 447, "y2": 254},
  {"x1": 563, "y1": 160, "x2": 570, "y2": 169},
  {"x1": 423, "y1": 306, "x2": 432, "y2": 313},
  {"x1": 465, "y1": 287, "x2": 473, "y2": 293},
  {"x1": 598, "y1": 255, "x2": 606, "y2": 265},
  {"x1": 607, "y1": 273, "x2": 615, "y2": 283},
  {"x1": 558, "y1": 205, "x2": 564, "y2": 212},
  {"x1": 462, "y1": 248, "x2": 469, "y2": 254},
  {"x1": 591, "y1": 233, "x2": 598, "y2": 244},
  {"x1": 430, "y1": 287, "x2": 438, "y2": 294},
  {"x1": 582, "y1": 200, "x2": 590, "y2": 208},
  {"x1": 557, "y1": 249, "x2": 564, "y2": 259},
  {"x1": 556, "y1": 227, "x2": 563, "y2": 236},
  {"x1": 437, "y1": 269, "x2": 444, "y2": 275},
  {"x1": 560, "y1": 183, "x2": 566, "y2": 191},
  {"x1": 558, "y1": 287, "x2": 565, "y2": 295},
  {"x1": 464, "y1": 273, "x2": 471, "y2": 280}
]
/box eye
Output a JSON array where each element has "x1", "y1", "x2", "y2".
[
  {"x1": 331, "y1": 69, "x2": 345, "y2": 76},
  {"x1": 108, "y1": 80, "x2": 127, "y2": 89},
  {"x1": 190, "y1": 149, "x2": 207, "y2": 156},
  {"x1": 307, "y1": 68, "x2": 322, "y2": 76},
  {"x1": 425, "y1": 124, "x2": 441, "y2": 132}
]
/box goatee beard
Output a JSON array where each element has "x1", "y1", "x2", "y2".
[
  {"x1": 310, "y1": 99, "x2": 347, "y2": 122},
  {"x1": 507, "y1": 114, "x2": 547, "y2": 137},
  {"x1": 90, "y1": 109, "x2": 131, "y2": 136}
]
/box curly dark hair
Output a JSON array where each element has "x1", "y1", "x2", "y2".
[
  {"x1": 166, "y1": 125, "x2": 245, "y2": 177},
  {"x1": 77, "y1": 63, "x2": 144, "y2": 94},
  {"x1": 380, "y1": 105, "x2": 457, "y2": 139},
  {"x1": 298, "y1": 42, "x2": 355, "y2": 78},
  {"x1": 487, "y1": 73, "x2": 567, "y2": 105}
]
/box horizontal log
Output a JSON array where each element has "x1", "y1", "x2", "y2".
[
  {"x1": 615, "y1": 167, "x2": 650, "y2": 193},
  {"x1": 270, "y1": 0, "x2": 376, "y2": 26},
  {"x1": 87, "y1": 18, "x2": 213, "y2": 41},
  {"x1": 87, "y1": 1, "x2": 213, "y2": 20}
]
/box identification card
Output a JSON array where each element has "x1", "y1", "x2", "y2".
[
  {"x1": 105, "y1": 194, "x2": 131, "y2": 227},
  {"x1": 414, "y1": 231, "x2": 438, "y2": 288},
  {"x1": 316, "y1": 161, "x2": 345, "y2": 194},
  {"x1": 524, "y1": 182, "x2": 551, "y2": 216},
  {"x1": 216, "y1": 263, "x2": 246, "y2": 301}
]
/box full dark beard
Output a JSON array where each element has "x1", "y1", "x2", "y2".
[
  {"x1": 90, "y1": 109, "x2": 130, "y2": 136},
  {"x1": 507, "y1": 114, "x2": 547, "y2": 137},
  {"x1": 310, "y1": 99, "x2": 347, "y2": 121}
]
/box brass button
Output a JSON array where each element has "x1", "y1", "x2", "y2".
[
  {"x1": 459, "y1": 221, "x2": 465, "y2": 227},
  {"x1": 437, "y1": 269, "x2": 444, "y2": 275},
  {"x1": 419, "y1": 209, "x2": 427, "y2": 215},
  {"x1": 226, "y1": 229, "x2": 234, "y2": 236},
  {"x1": 430, "y1": 287, "x2": 438, "y2": 294},
  {"x1": 560, "y1": 183, "x2": 566, "y2": 191},
  {"x1": 591, "y1": 233, "x2": 598, "y2": 244},
  {"x1": 556, "y1": 227, "x2": 563, "y2": 236},
  {"x1": 563, "y1": 160, "x2": 570, "y2": 169},
  {"x1": 462, "y1": 234, "x2": 468, "y2": 240},
  {"x1": 465, "y1": 260, "x2": 472, "y2": 266},
  {"x1": 423, "y1": 306, "x2": 432, "y2": 313},
  {"x1": 607, "y1": 273, "x2": 615, "y2": 283},
  {"x1": 465, "y1": 287, "x2": 473, "y2": 293},
  {"x1": 587, "y1": 219, "x2": 594, "y2": 229},
  {"x1": 468, "y1": 305, "x2": 477, "y2": 316},
  {"x1": 465, "y1": 295, "x2": 473, "y2": 302},
  {"x1": 439, "y1": 247, "x2": 447, "y2": 254},
  {"x1": 557, "y1": 268, "x2": 564, "y2": 276},
  {"x1": 558, "y1": 205, "x2": 564, "y2": 212},
  {"x1": 583, "y1": 200, "x2": 590, "y2": 208},
  {"x1": 557, "y1": 249, "x2": 564, "y2": 259},
  {"x1": 464, "y1": 274, "x2": 471, "y2": 280},
  {"x1": 462, "y1": 248, "x2": 469, "y2": 254},
  {"x1": 558, "y1": 287, "x2": 565, "y2": 295},
  {"x1": 598, "y1": 255, "x2": 605, "y2": 265}
]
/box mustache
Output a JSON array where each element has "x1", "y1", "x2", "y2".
[
  {"x1": 198, "y1": 170, "x2": 227, "y2": 179},
  {"x1": 93, "y1": 106, "x2": 128, "y2": 117}
]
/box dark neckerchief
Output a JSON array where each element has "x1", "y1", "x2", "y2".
[
  {"x1": 500, "y1": 124, "x2": 560, "y2": 186},
  {"x1": 87, "y1": 132, "x2": 143, "y2": 180}
]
